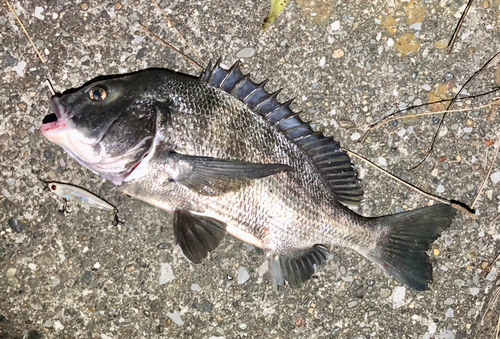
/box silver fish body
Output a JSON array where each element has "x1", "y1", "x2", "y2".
[{"x1": 41, "y1": 62, "x2": 455, "y2": 290}]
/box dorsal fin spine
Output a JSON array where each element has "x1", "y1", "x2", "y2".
[{"x1": 199, "y1": 61, "x2": 364, "y2": 206}]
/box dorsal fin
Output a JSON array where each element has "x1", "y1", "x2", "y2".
[{"x1": 199, "y1": 61, "x2": 363, "y2": 206}]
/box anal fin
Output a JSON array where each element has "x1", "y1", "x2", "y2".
[
  {"x1": 267, "y1": 245, "x2": 330, "y2": 289},
  {"x1": 173, "y1": 209, "x2": 227, "y2": 264}
]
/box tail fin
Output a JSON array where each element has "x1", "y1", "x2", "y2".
[{"x1": 367, "y1": 204, "x2": 456, "y2": 291}]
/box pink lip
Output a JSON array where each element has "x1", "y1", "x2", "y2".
[{"x1": 41, "y1": 97, "x2": 69, "y2": 134}]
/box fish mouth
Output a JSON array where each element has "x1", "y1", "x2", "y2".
[{"x1": 41, "y1": 97, "x2": 70, "y2": 134}]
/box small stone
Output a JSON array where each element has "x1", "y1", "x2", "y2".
[
  {"x1": 239, "y1": 323, "x2": 247, "y2": 330},
  {"x1": 350, "y1": 132, "x2": 361, "y2": 141},
  {"x1": 469, "y1": 287, "x2": 480, "y2": 296},
  {"x1": 444, "y1": 297, "x2": 454, "y2": 305},
  {"x1": 431, "y1": 168, "x2": 438, "y2": 177},
  {"x1": 347, "y1": 300, "x2": 358, "y2": 308},
  {"x1": 445, "y1": 308, "x2": 454, "y2": 318},
  {"x1": 466, "y1": 118, "x2": 473, "y2": 126},
  {"x1": 393, "y1": 286, "x2": 406, "y2": 303},
  {"x1": 433, "y1": 248, "x2": 440, "y2": 256},
  {"x1": 331, "y1": 20, "x2": 340, "y2": 30},
  {"x1": 378, "y1": 157, "x2": 387, "y2": 166},
  {"x1": 200, "y1": 300, "x2": 213, "y2": 312},
  {"x1": 3, "y1": 52, "x2": 18, "y2": 67},
  {"x1": 8, "y1": 218, "x2": 27, "y2": 233},
  {"x1": 339, "y1": 266, "x2": 346, "y2": 275},
  {"x1": 18, "y1": 102, "x2": 27, "y2": 110},
  {"x1": 28, "y1": 263, "x2": 37, "y2": 271},
  {"x1": 237, "y1": 267, "x2": 250, "y2": 284},
  {"x1": 436, "y1": 185, "x2": 445, "y2": 193},
  {"x1": 421, "y1": 84, "x2": 432, "y2": 91},
  {"x1": 490, "y1": 171, "x2": 500, "y2": 184},
  {"x1": 235, "y1": 47, "x2": 255, "y2": 58},
  {"x1": 79, "y1": 2, "x2": 89, "y2": 10},
  {"x1": 484, "y1": 1, "x2": 490, "y2": 8},
  {"x1": 159, "y1": 263, "x2": 175, "y2": 284},
  {"x1": 295, "y1": 317, "x2": 306, "y2": 327},
  {"x1": 136, "y1": 47, "x2": 148, "y2": 59},
  {"x1": 124, "y1": 264, "x2": 135, "y2": 273},
  {"x1": 332, "y1": 49, "x2": 344, "y2": 58},
  {"x1": 379, "y1": 288, "x2": 392, "y2": 298},
  {"x1": 81, "y1": 271, "x2": 92, "y2": 285},
  {"x1": 115, "y1": 2, "x2": 123, "y2": 10},
  {"x1": 166, "y1": 312, "x2": 183, "y2": 326}
]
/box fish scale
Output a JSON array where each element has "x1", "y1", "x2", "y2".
[{"x1": 41, "y1": 61, "x2": 456, "y2": 290}]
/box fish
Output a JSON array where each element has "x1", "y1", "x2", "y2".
[
  {"x1": 46, "y1": 181, "x2": 122, "y2": 225},
  {"x1": 40, "y1": 60, "x2": 456, "y2": 290}
]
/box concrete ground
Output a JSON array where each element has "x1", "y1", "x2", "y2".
[{"x1": 1, "y1": 0, "x2": 500, "y2": 338}]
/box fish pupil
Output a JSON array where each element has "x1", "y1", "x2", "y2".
[{"x1": 89, "y1": 87, "x2": 107, "y2": 101}]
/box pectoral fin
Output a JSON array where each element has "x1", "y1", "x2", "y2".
[
  {"x1": 267, "y1": 245, "x2": 330, "y2": 289},
  {"x1": 173, "y1": 209, "x2": 227, "y2": 264},
  {"x1": 170, "y1": 152, "x2": 292, "y2": 196}
]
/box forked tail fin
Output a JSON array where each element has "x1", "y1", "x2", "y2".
[{"x1": 367, "y1": 204, "x2": 456, "y2": 291}]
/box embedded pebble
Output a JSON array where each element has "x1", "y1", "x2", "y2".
[
  {"x1": 436, "y1": 329, "x2": 455, "y2": 339},
  {"x1": 393, "y1": 286, "x2": 406, "y2": 303},
  {"x1": 436, "y1": 185, "x2": 445, "y2": 193},
  {"x1": 331, "y1": 20, "x2": 340, "y2": 30},
  {"x1": 444, "y1": 298, "x2": 454, "y2": 305},
  {"x1": 469, "y1": 287, "x2": 479, "y2": 296},
  {"x1": 378, "y1": 157, "x2": 387, "y2": 166},
  {"x1": 350, "y1": 132, "x2": 361, "y2": 141},
  {"x1": 166, "y1": 312, "x2": 183, "y2": 326},
  {"x1": 159, "y1": 263, "x2": 175, "y2": 284},
  {"x1": 445, "y1": 236, "x2": 453, "y2": 246},
  {"x1": 445, "y1": 308, "x2": 454, "y2": 318},
  {"x1": 379, "y1": 288, "x2": 392, "y2": 298},
  {"x1": 421, "y1": 84, "x2": 432, "y2": 91},
  {"x1": 237, "y1": 267, "x2": 250, "y2": 284},
  {"x1": 34, "y1": 7, "x2": 45, "y2": 20},
  {"x1": 191, "y1": 284, "x2": 201, "y2": 291},
  {"x1": 3, "y1": 52, "x2": 17, "y2": 67},
  {"x1": 51, "y1": 278, "x2": 60, "y2": 287},
  {"x1": 491, "y1": 171, "x2": 500, "y2": 184},
  {"x1": 28, "y1": 263, "x2": 36, "y2": 271},
  {"x1": 79, "y1": 2, "x2": 89, "y2": 11},
  {"x1": 463, "y1": 127, "x2": 473, "y2": 133},
  {"x1": 239, "y1": 323, "x2": 247, "y2": 330},
  {"x1": 14, "y1": 61, "x2": 26, "y2": 76},
  {"x1": 53, "y1": 320, "x2": 64, "y2": 331},
  {"x1": 339, "y1": 265, "x2": 346, "y2": 275},
  {"x1": 235, "y1": 47, "x2": 255, "y2": 58},
  {"x1": 397, "y1": 129, "x2": 406, "y2": 137},
  {"x1": 347, "y1": 300, "x2": 358, "y2": 308},
  {"x1": 258, "y1": 261, "x2": 268, "y2": 277},
  {"x1": 8, "y1": 218, "x2": 27, "y2": 233}
]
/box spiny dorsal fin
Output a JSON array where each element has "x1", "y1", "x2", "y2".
[{"x1": 199, "y1": 61, "x2": 363, "y2": 206}]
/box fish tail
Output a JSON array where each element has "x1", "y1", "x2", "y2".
[{"x1": 367, "y1": 204, "x2": 456, "y2": 291}]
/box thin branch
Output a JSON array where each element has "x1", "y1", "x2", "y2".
[
  {"x1": 46, "y1": 79, "x2": 56, "y2": 95},
  {"x1": 152, "y1": 0, "x2": 206, "y2": 66},
  {"x1": 447, "y1": 0, "x2": 474, "y2": 51},
  {"x1": 364, "y1": 97, "x2": 500, "y2": 136},
  {"x1": 411, "y1": 50, "x2": 500, "y2": 169},
  {"x1": 472, "y1": 134, "x2": 500, "y2": 208},
  {"x1": 5, "y1": 0, "x2": 45, "y2": 63},
  {"x1": 344, "y1": 149, "x2": 475, "y2": 217},
  {"x1": 138, "y1": 21, "x2": 204, "y2": 70}
]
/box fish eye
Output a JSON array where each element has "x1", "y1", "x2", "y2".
[
  {"x1": 89, "y1": 87, "x2": 107, "y2": 101},
  {"x1": 50, "y1": 184, "x2": 57, "y2": 191}
]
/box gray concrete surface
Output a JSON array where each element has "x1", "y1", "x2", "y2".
[{"x1": 1, "y1": 0, "x2": 500, "y2": 338}]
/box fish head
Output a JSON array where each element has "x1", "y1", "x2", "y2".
[{"x1": 41, "y1": 71, "x2": 161, "y2": 185}]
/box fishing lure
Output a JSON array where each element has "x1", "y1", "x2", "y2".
[{"x1": 47, "y1": 182, "x2": 123, "y2": 226}]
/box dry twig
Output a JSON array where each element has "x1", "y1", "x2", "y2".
[
  {"x1": 5, "y1": 0, "x2": 45, "y2": 63},
  {"x1": 472, "y1": 134, "x2": 500, "y2": 208}
]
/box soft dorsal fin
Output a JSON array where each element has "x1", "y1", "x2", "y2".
[{"x1": 199, "y1": 61, "x2": 363, "y2": 206}]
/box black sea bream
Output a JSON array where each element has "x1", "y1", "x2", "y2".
[{"x1": 41, "y1": 61, "x2": 455, "y2": 290}]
